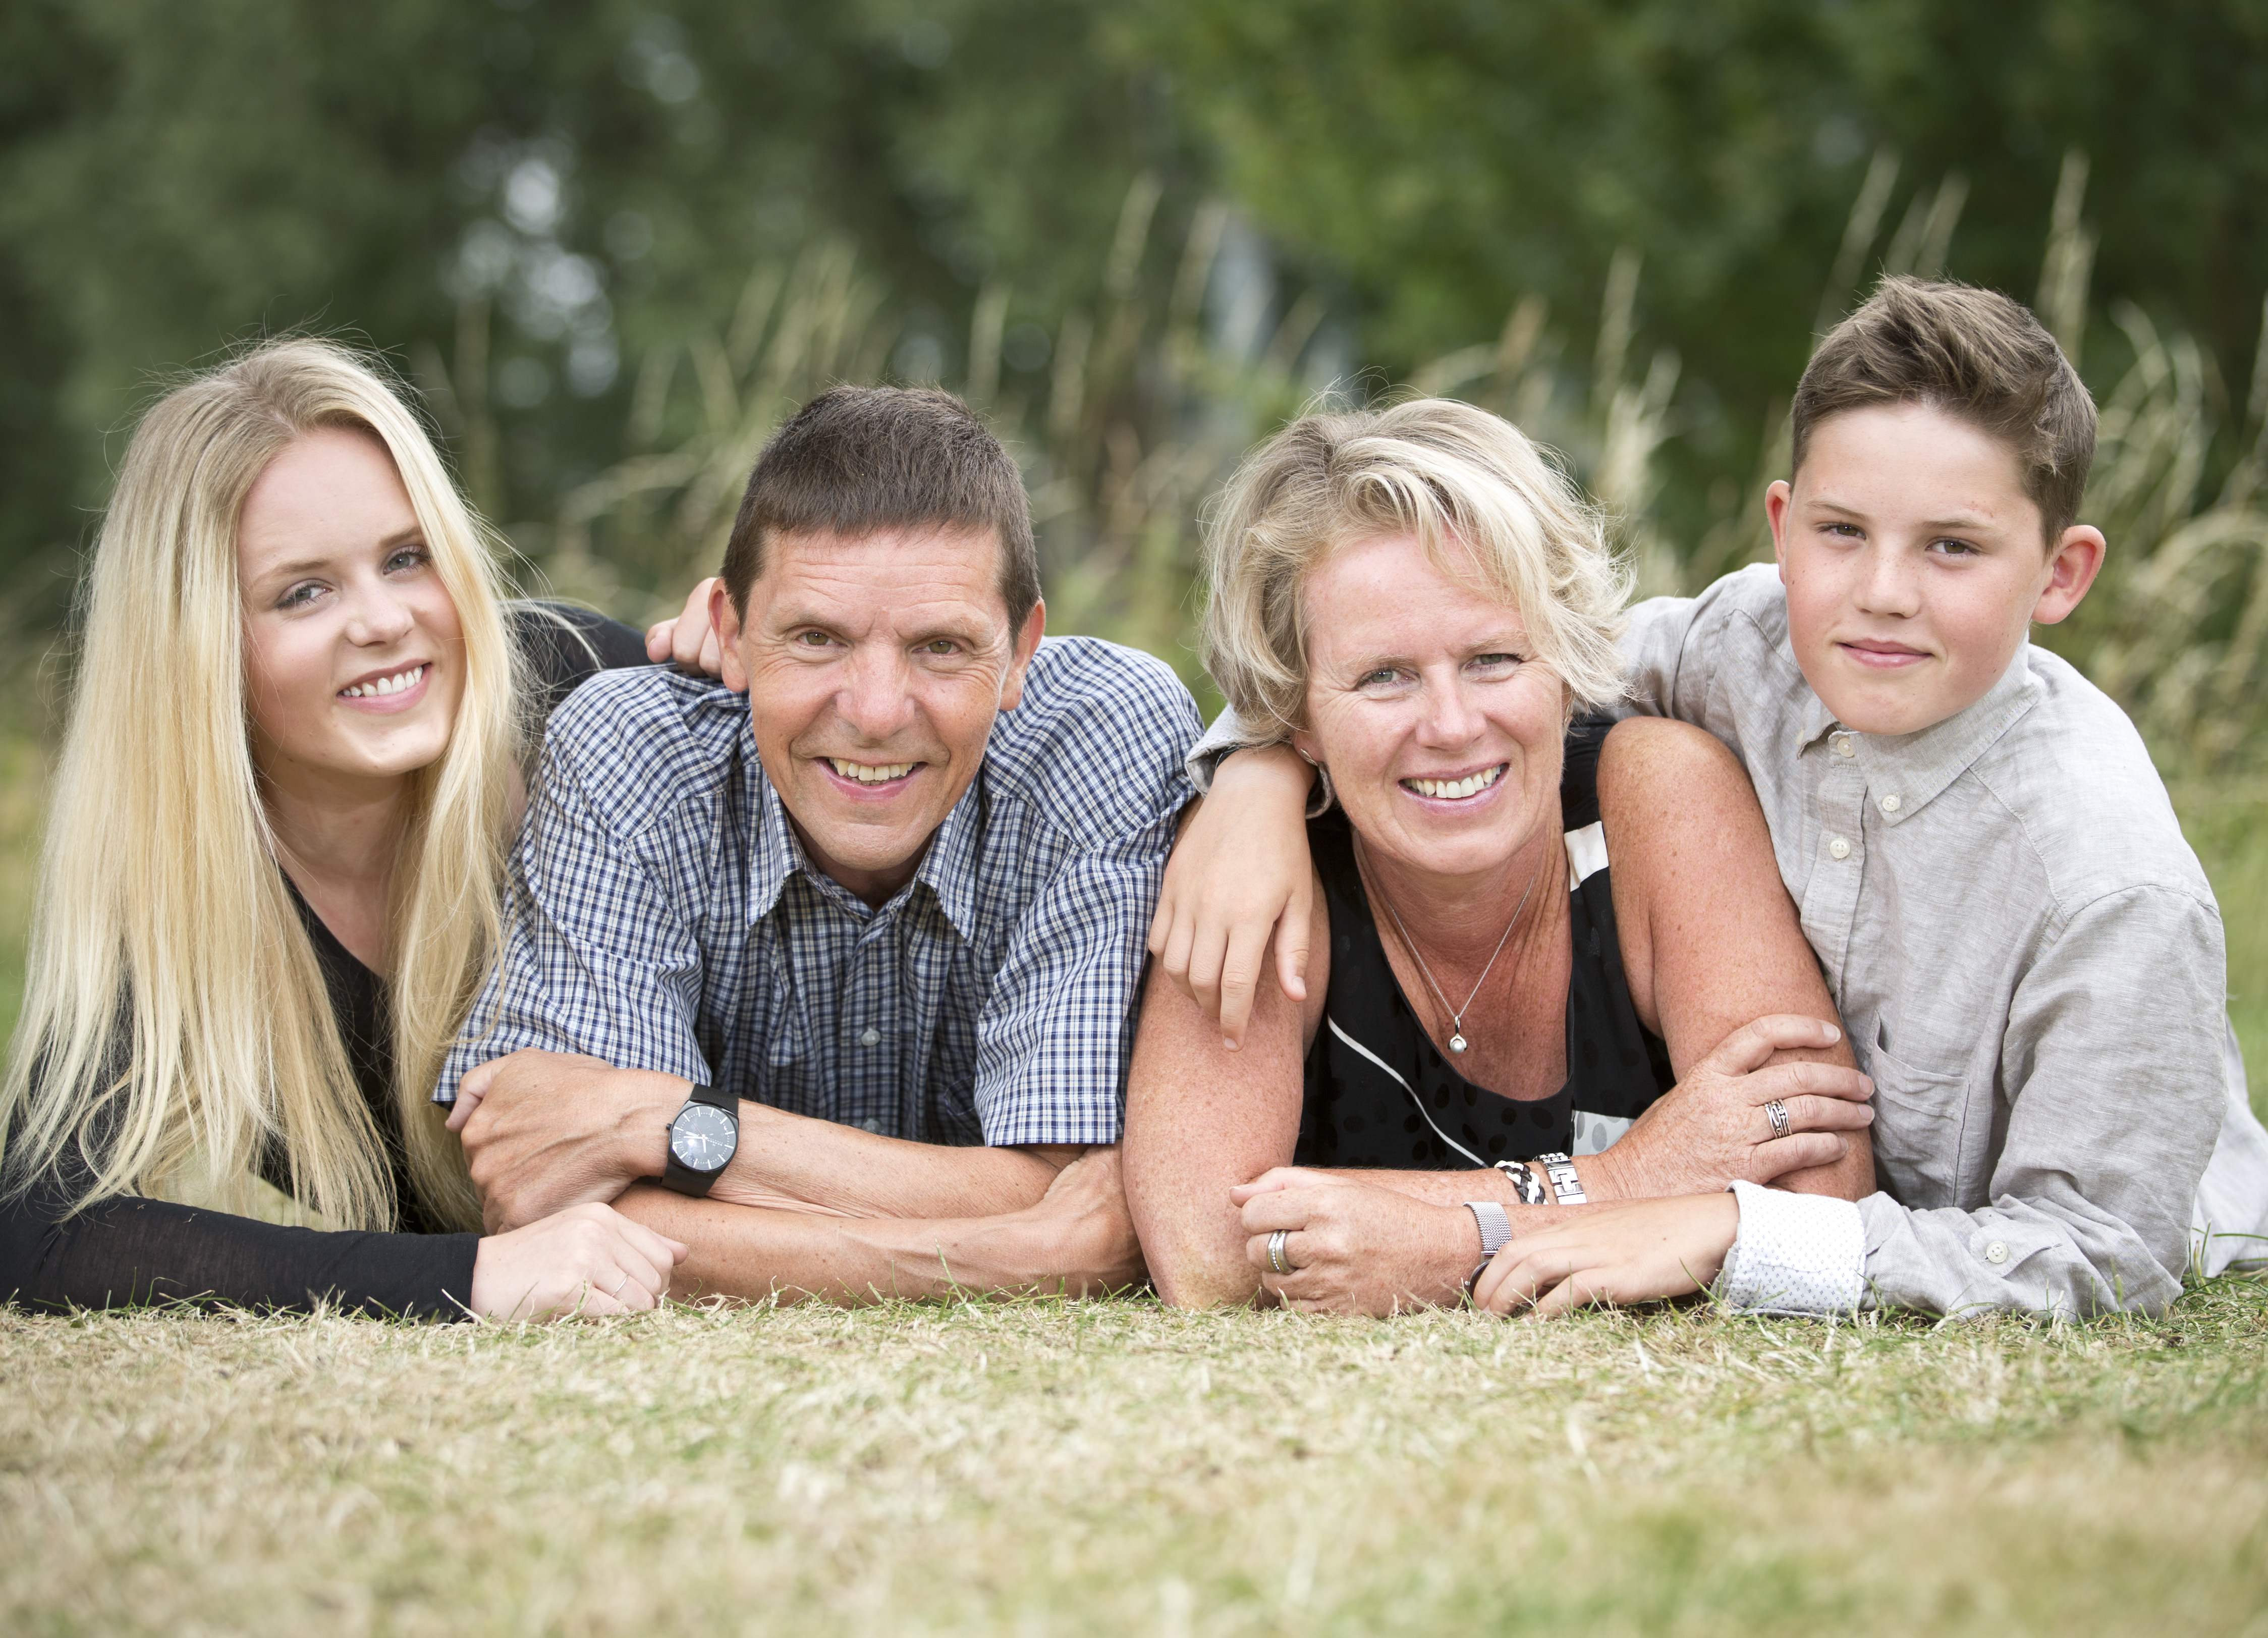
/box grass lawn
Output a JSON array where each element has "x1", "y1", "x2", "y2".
[{"x1": 4, "y1": 1287, "x2": 2265, "y2": 1636}]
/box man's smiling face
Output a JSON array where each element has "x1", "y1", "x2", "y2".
[
  {"x1": 713, "y1": 525, "x2": 1043, "y2": 906},
  {"x1": 1769, "y1": 401, "x2": 2102, "y2": 737}
]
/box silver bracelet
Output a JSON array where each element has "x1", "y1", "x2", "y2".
[
  {"x1": 1497, "y1": 1158, "x2": 1546, "y2": 1207},
  {"x1": 1533, "y1": 1152, "x2": 1588, "y2": 1207}
]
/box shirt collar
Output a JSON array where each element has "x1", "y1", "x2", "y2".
[
  {"x1": 1807, "y1": 648, "x2": 2042, "y2": 824},
  {"x1": 741, "y1": 725, "x2": 986, "y2": 943}
]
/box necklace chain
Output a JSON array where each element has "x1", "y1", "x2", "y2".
[{"x1": 1357, "y1": 835, "x2": 1545, "y2": 1055}]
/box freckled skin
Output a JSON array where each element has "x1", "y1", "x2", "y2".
[
  {"x1": 237, "y1": 426, "x2": 466, "y2": 803},
  {"x1": 1768, "y1": 403, "x2": 2106, "y2": 738},
  {"x1": 710, "y1": 526, "x2": 1045, "y2": 908}
]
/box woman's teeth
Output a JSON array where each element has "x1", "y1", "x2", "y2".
[
  {"x1": 828, "y1": 758, "x2": 917, "y2": 784},
  {"x1": 340, "y1": 665, "x2": 425, "y2": 699},
  {"x1": 1403, "y1": 765, "x2": 1505, "y2": 800}
]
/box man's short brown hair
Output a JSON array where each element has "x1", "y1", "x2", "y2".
[
  {"x1": 722, "y1": 385, "x2": 1039, "y2": 624},
  {"x1": 1793, "y1": 277, "x2": 2098, "y2": 541}
]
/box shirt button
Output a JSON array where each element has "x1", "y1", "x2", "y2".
[
  {"x1": 859, "y1": 1027, "x2": 880, "y2": 1047},
  {"x1": 1984, "y1": 1241, "x2": 2010, "y2": 1266},
  {"x1": 1880, "y1": 794, "x2": 1902, "y2": 814},
  {"x1": 1829, "y1": 836, "x2": 1852, "y2": 860},
  {"x1": 1833, "y1": 734, "x2": 1855, "y2": 758}
]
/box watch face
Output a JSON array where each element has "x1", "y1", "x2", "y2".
[{"x1": 670, "y1": 1102, "x2": 737, "y2": 1173}]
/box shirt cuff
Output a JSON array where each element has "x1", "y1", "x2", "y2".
[
  {"x1": 1184, "y1": 715, "x2": 1334, "y2": 816},
  {"x1": 1714, "y1": 1180, "x2": 1867, "y2": 1316}
]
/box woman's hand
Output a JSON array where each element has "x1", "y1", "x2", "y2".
[
  {"x1": 1233, "y1": 1173, "x2": 1476, "y2": 1313},
  {"x1": 1472, "y1": 1193, "x2": 1739, "y2": 1317},
  {"x1": 469, "y1": 1201, "x2": 688, "y2": 1322},
  {"x1": 1588, "y1": 1015, "x2": 1874, "y2": 1202},
  {"x1": 644, "y1": 576, "x2": 725, "y2": 676},
  {"x1": 1148, "y1": 744, "x2": 1317, "y2": 1049}
]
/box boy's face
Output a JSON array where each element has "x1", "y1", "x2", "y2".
[{"x1": 1767, "y1": 403, "x2": 2105, "y2": 737}]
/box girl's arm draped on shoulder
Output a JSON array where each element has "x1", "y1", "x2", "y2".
[
  {"x1": 1590, "y1": 716, "x2": 1876, "y2": 1202},
  {"x1": 1146, "y1": 745, "x2": 1318, "y2": 1049}
]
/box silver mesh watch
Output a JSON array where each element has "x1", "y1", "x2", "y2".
[{"x1": 1533, "y1": 1152, "x2": 1587, "y2": 1206}]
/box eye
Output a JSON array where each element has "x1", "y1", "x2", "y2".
[
  {"x1": 1822, "y1": 522, "x2": 1863, "y2": 539},
  {"x1": 1929, "y1": 536, "x2": 1982, "y2": 558},
  {"x1": 795, "y1": 629, "x2": 835, "y2": 647},
  {"x1": 1467, "y1": 651, "x2": 1522, "y2": 674},
  {"x1": 276, "y1": 580, "x2": 326, "y2": 611},
  {"x1": 920, "y1": 638, "x2": 961, "y2": 657},
  {"x1": 1357, "y1": 666, "x2": 1403, "y2": 690},
  {"x1": 383, "y1": 542, "x2": 431, "y2": 574}
]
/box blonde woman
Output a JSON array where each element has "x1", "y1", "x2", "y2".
[
  {"x1": 0, "y1": 339, "x2": 687, "y2": 1321},
  {"x1": 1123, "y1": 399, "x2": 1877, "y2": 1312}
]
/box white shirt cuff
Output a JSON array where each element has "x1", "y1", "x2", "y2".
[{"x1": 1715, "y1": 1181, "x2": 1867, "y2": 1316}]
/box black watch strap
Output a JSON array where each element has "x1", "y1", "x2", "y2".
[{"x1": 660, "y1": 1081, "x2": 740, "y2": 1197}]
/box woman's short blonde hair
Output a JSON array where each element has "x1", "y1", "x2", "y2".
[{"x1": 1200, "y1": 398, "x2": 1631, "y2": 739}]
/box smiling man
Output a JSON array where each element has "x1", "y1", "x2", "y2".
[{"x1": 437, "y1": 387, "x2": 1199, "y2": 1302}]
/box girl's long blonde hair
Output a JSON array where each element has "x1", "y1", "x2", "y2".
[{"x1": 0, "y1": 339, "x2": 524, "y2": 1233}]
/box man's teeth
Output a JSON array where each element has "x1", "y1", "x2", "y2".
[
  {"x1": 341, "y1": 665, "x2": 425, "y2": 699},
  {"x1": 1403, "y1": 765, "x2": 1505, "y2": 800},
  {"x1": 828, "y1": 758, "x2": 917, "y2": 784}
]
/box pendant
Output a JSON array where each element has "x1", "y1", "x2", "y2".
[{"x1": 1449, "y1": 1032, "x2": 1469, "y2": 1054}]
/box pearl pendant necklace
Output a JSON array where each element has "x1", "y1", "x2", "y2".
[{"x1": 1358, "y1": 836, "x2": 1543, "y2": 1055}]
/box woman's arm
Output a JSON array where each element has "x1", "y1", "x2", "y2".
[
  {"x1": 1123, "y1": 910, "x2": 1322, "y2": 1307},
  {"x1": 1593, "y1": 716, "x2": 1875, "y2": 1200}
]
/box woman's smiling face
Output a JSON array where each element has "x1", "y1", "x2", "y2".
[
  {"x1": 236, "y1": 425, "x2": 465, "y2": 795},
  {"x1": 1293, "y1": 531, "x2": 1565, "y2": 883}
]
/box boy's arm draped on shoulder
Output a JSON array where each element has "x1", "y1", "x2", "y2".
[{"x1": 1854, "y1": 884, "x2": 2228, "y2": 1319}]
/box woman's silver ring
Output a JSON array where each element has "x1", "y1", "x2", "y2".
[
  {"x1": 1267, "y1": 1229, "x2": 1293, "y2": 1276},
  {"x1": 1764, "y1": 1099, "x2": 1792, "y2": 1139},
  {"x1": 606, "y1": 1273, "x2": 631, "y2": 1297}
]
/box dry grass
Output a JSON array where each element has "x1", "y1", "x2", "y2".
[{"x1": 4, "y1": 1281, "x2": 2265, "y2": 1636}]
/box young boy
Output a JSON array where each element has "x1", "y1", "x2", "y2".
[{"x1": 1174, "y1": 277, "x2": 2268, "y2": 1317}]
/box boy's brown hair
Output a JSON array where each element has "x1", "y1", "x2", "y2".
[
  {"x1": 1792, "y1": 276, "x2": 2098, "y2": 541},
  {"x1": 722, "y1": 385, "x2": 1039, "y2": 624}
]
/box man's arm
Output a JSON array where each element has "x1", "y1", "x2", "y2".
[{"x1": 610, "y1": 1143, "x2": 1143, "y2": 1303}]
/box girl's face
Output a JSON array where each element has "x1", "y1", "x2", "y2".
[{"x1": 237, "y1": 426, "x2": 465, "y2": 796}]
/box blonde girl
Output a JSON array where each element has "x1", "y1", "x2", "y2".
[{"x1": 1, "y1": 339, "x2": 684, "y2": 1320}]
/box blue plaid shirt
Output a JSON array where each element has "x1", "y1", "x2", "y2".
[{"x1": 437, "y1": 636, "x2": 1199, "y2": 1146}]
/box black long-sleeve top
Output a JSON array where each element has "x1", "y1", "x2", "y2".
[{"x1": 1, "y1": 603, "x2": 651, "y2": 1320}]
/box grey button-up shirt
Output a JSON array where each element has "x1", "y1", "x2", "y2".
[
  {"x1": 440, "y1": 636, "x2": 1199, "y2": 1147},
  {"x1": 1625, "y1": 565, "x2": 2234, "y2": 1316}
]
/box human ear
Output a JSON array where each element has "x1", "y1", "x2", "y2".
[
  {"x1": 2031, "y1": 525, "x2": 2107, "y2": 626},
  {"x1": 1765, "y1": 480, "x2": 1796, "y2": 579},
  {"x1": 995, "y1": 598, "x2": 1047, "y2": 711},
  {"x1": 709, "y1": 578, "x2": 753, "y2": 693}
]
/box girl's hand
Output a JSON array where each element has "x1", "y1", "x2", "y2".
[
  {"x1": 644, "y1": 576, "x2": 725, "y2": 676},
  {"x1": 1471, "y1": 1193, "x2": 1739, "y2": 1317},
  {"x1": 1234, "y1": 1175, "x2": 1476, "y2": 1314},
  {"x1": 1149, "y1": 744, "x2": 1317, "y2": 1049},
  {"x1": 469, "y1": 1201, "x2": 688, "y2": 1322}
]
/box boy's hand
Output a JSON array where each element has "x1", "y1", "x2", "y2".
[
  {"x1": 1591, "y1": 1015, "x2": 1873, "y2": 1200},
  {"x1": 644, "y1": 576, "x2": 725, "y2": 676},
  {"x1": 1148, "y1": 744, "x2": 1317, "y2": 1049},
  {"x1": 1472, "y1": 1194, "x2": 1739, "y2": 1317}
]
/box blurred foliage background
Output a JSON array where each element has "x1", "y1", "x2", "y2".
[{"x1": 3, "y1": 0, "x2": 2268, "y2": 1076}]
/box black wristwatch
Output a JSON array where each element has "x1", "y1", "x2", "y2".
[{"x1": 660, "y1": 1082, "x2": 740, "y2": 1196}]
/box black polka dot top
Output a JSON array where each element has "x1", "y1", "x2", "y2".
[{"x1": 1295, "y1": 718, "x2": 1675, "y2": 1171}]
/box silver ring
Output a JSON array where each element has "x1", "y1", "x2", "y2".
[
  {"x1": 606, "y1": 1273, "x2": 631, "y2": 1297},
  {"x1": 1764, "y1": 1099, "x2": 1792, "y2": 1139},
  {"x1": 1267, "y1": 1229, "x2": 1292, "y2": 1276}
]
